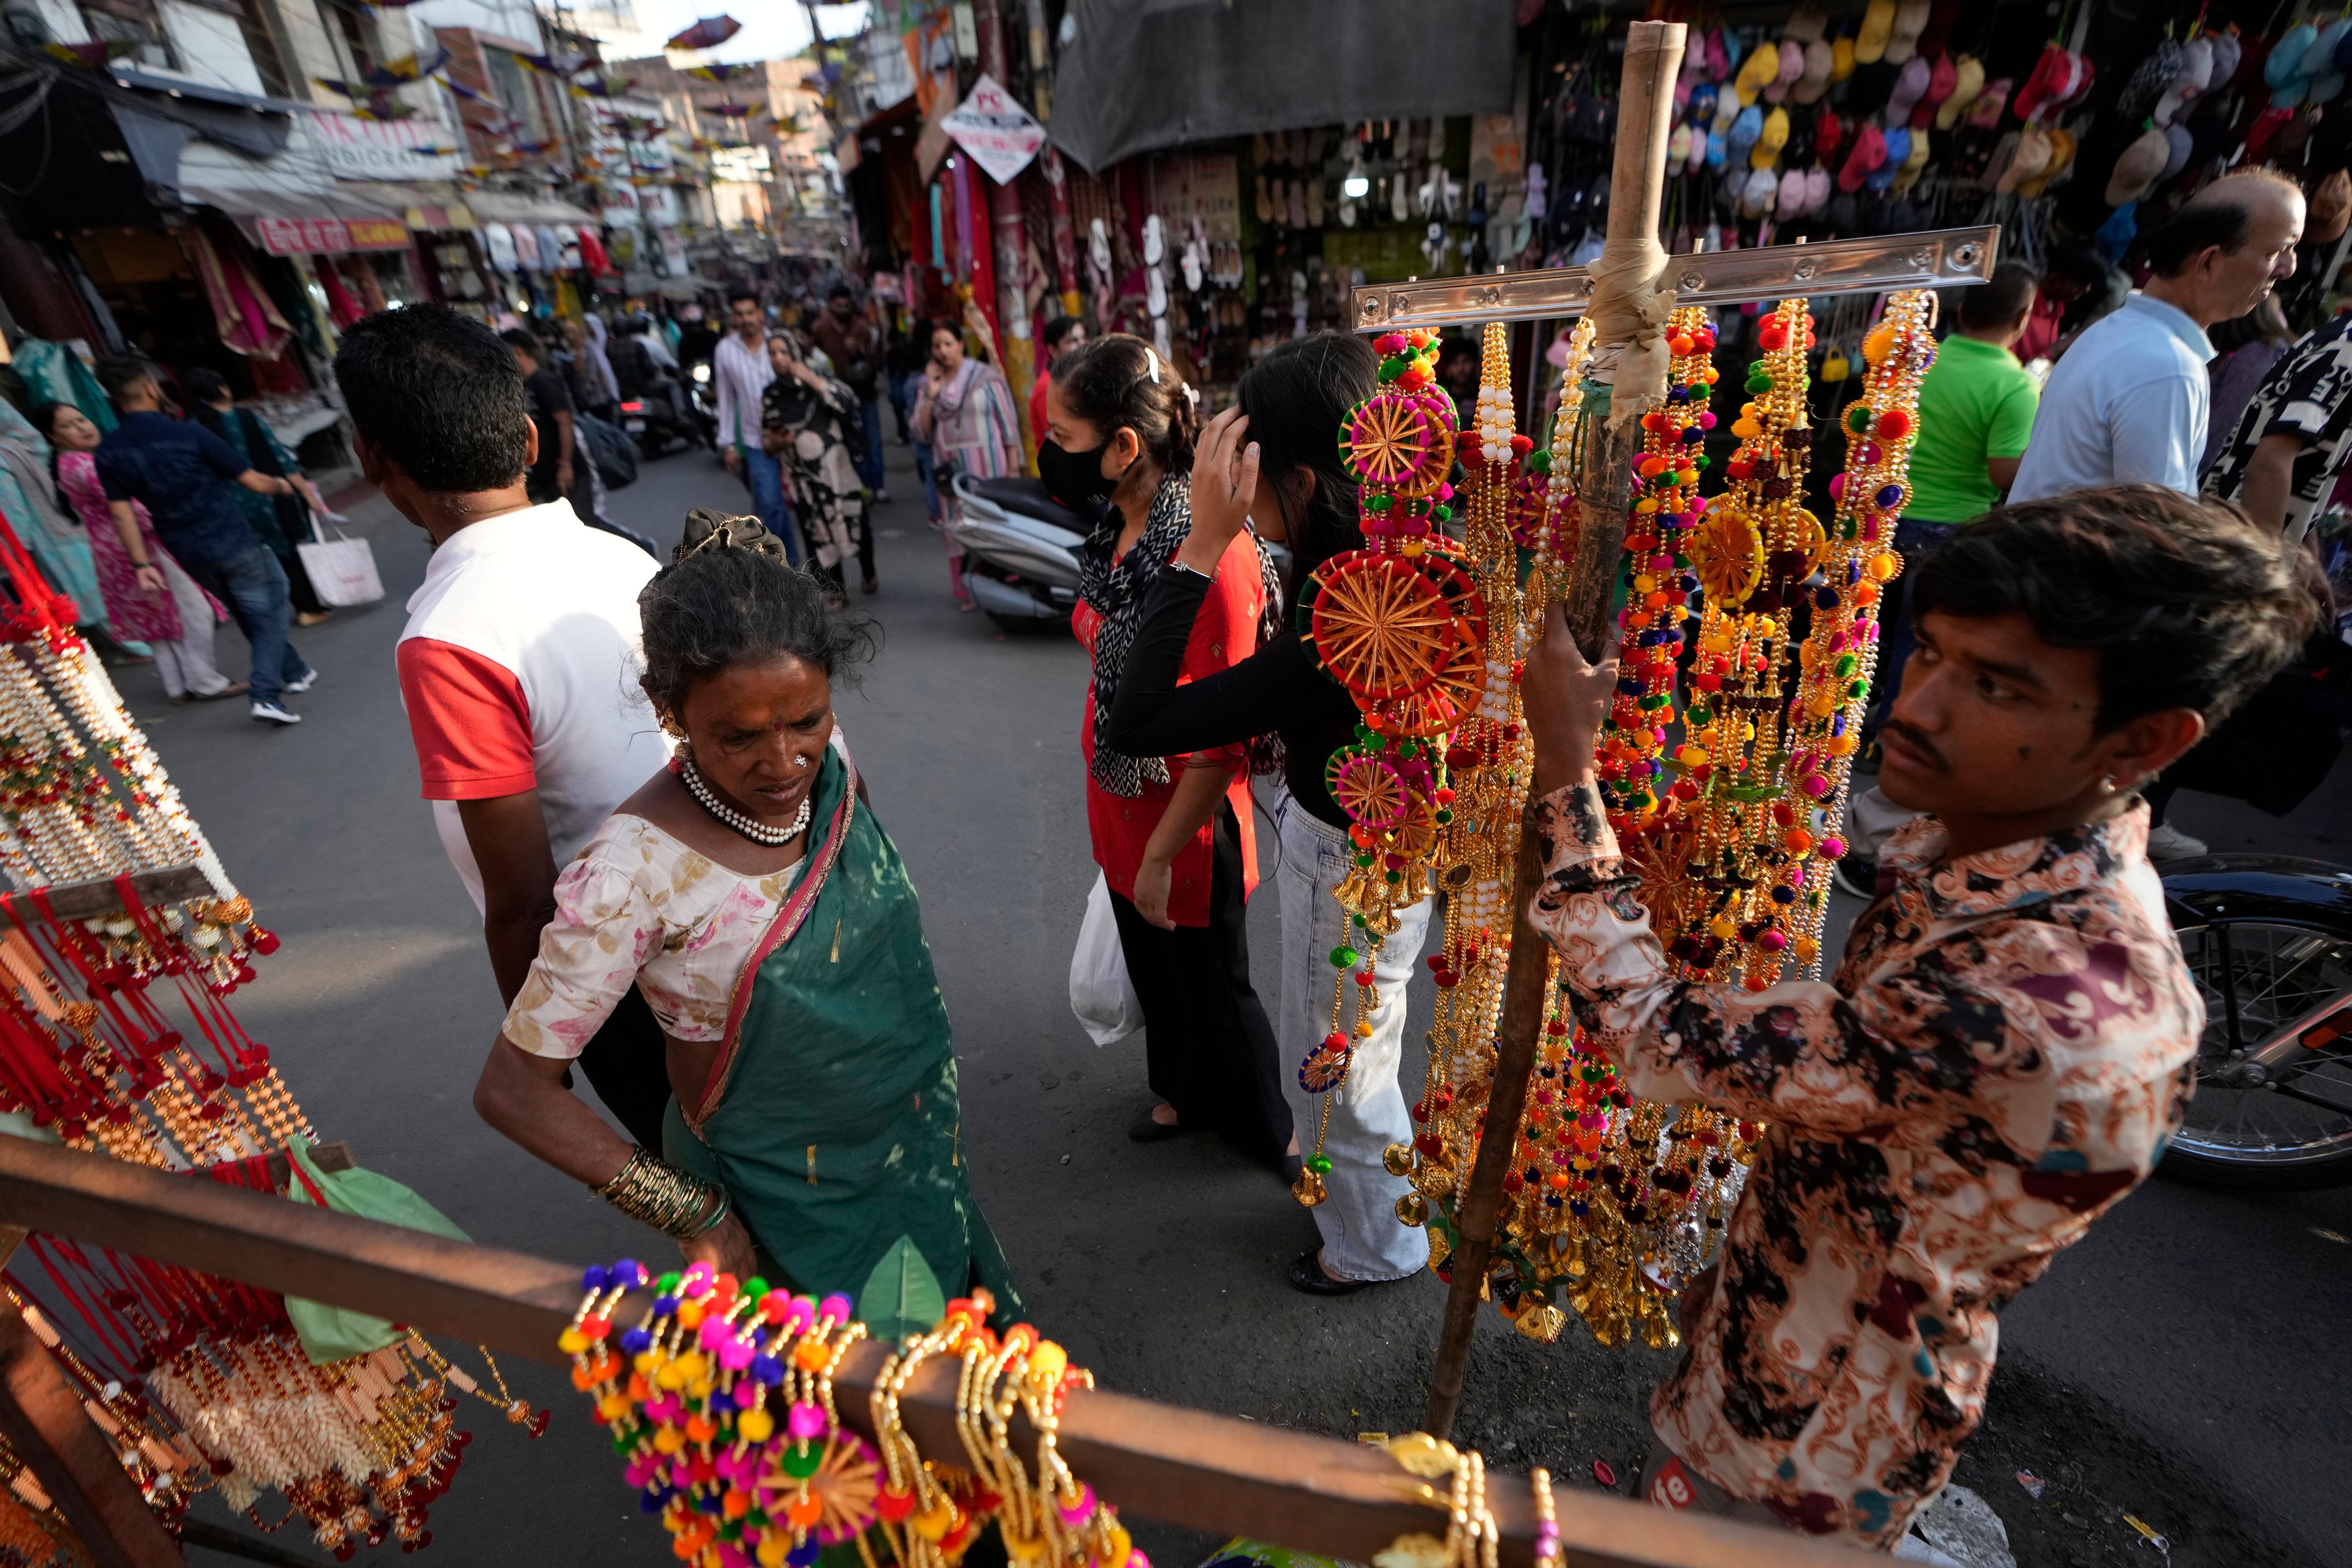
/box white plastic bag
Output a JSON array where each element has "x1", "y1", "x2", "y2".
[
  {"x1": 295, "y1": 514, "x2": 383, "y2": 608},
  {"x1": 1068, "y1": 872, "x2": 1142, "y2": 1047}
]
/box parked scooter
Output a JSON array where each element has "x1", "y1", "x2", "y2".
[
  {"x1": 946, "y1": 471, "x2": 1089, "y2": 632},
  {"x1": 2161, "y1": 854, "x2": 2352, "y2": 1189}
]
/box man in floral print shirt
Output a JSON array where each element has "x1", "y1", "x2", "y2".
[{"x1": 1517, "y1": 487, "x2": 2311, "y2": 1550}]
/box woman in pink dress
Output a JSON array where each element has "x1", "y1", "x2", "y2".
[{"x1": 34, "y1": 404, "x2": 239, "y2": 703}]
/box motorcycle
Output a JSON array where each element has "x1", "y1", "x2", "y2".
[
  {"x1": 946, "y1": 471, "x2": 1089, "y2": 632},
  {"x1": 2161, "y1": 854, "x2": 2352, "y2": 1189},
  {"x1": 616, "y1": 371, "x2": 701, "y2": 458},
  {"x1": 943, "y1": 472, "x2": 1297, "y2": 635},
  {"x1": 687, "y1": 357, "x2": 720, "y2": 448}
]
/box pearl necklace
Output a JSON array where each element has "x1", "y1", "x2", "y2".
[{"x1": 680, "y1": 756, "x2": 812, "y2": 846}]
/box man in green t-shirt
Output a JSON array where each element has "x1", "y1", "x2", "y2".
[{"x1": 1843, "y1": 265, "x2": 2041, "y2": 895}]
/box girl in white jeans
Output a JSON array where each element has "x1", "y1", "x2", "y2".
[{"x1": 1100, "y1": 333, "x2": 1434, "y2": 1291}]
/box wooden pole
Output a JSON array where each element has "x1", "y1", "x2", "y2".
[
  {"x1": 1421, "y1": 19, "x2": 1686, "y2": 1443},
  {"x1": 0, "y1": 1308, "x2": 186, "y2": 1568},
  {"x1": 0, "y1": 1137, "x2": 1871, "y2": 1568}
]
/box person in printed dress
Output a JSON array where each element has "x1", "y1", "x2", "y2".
[
  {"x1": 1515, "y1": 486, "x2": 2312, "y2": 1550},
  {"x1": 760, "y1": 331, "x2": 872, "y2": 595}
]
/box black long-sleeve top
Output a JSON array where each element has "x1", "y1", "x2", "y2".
[{"x1": 1101, "y1": 567, "x2": 1357, "y2": 829}]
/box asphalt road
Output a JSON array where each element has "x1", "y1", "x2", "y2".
[{"x1": 123, "y1": 439, "x2": 2350, "y2": 1568}]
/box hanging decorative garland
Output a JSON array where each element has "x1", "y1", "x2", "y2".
[
  {"x1": 1373, "y1": 291, "x2": 1938, "y2": 1351},
  {"x1": 564, "y1": 1264, "x2": 1142, "y2": 1568},
  {"x1": 0, "y1": 610, "x2": 533, "y2": 1558}
]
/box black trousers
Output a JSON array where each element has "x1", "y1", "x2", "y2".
[
  {"x1": 575, "y1": 984, "x2": 673, "y2": 1152},
  {"x1": 1106, "y1": 802, "x2": 1292, "y2": 1164}
]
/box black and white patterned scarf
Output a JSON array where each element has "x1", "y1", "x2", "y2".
[{"x1": 1080, "y1": 473, "x2": 1283, "y2": 796}]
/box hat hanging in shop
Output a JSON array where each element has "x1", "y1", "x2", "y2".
[
  {"x1": 1886, "y1": 54, "x2": 1933, "y2": 123},
  {"x1": 1728, "y1": 103, "x2": 1765, "y2": 164},
  {"x1": 2096, "y1": 201, "x2": 2138, "y2": 257},
  {"x1": 2016, "y1": 127, "x2": 2074, "y2": 198},
  {"x1": 1691, "y1": 81, "x2": 1720, "y2": 123},
  {"x1": 1913, "y1": 52, "x2": 1958, "y2": 127},
  {"x1": 2105, "y1": 126, "x2": 2171, "y2": 205},
  {"x1": 1795, "y1": 39, "x2": 1836, "y2": 104},
  {"x1": 1996, "y1": 124, "x2": 2048, "y2": 193},
  {"x1": 1937, "y1": 56, "x2": 1985, "y2": 127},
  {"x1": 2208, "y1": 30, "x2": 2243, "y2": 87},
  {"x1": 1868, "y1": 125, "x2": 1910, "y2": 190},
  {"x1": 2310, "y1": 167, "x2": 2352, "y2": 243},
  {"x1": 1967, "y1": 76, "x2": 2013, "y2": 128},
  {"x1": 2180, "y1": 34, "x2": 2215, "y2": 91},
  {"x1": 1855, "y1": 0, "x2": 1895, "y2": 65},
  {"x1": 2013, "y1": 43, "x2": 2078, "y2": 123},
  {"x1": 1893, "y1": 127, "x2": 1932, "y2": 192},
  {"x1": 1719, "y1": 26, "x2": 1743, "y2": 74},
  {"x1": 1713, "y1": 86, "x2": 1741, "y2": 138},
  {"x1": 1706, "y1": 27, "x2": 1731, "y2": 78},
  {"x1": 1839, "y1": 120, "x2": 1888, "y2": 191},
  {"x1": 1764, "y1": 39, "x2": 1806, "y2": 103},
  {"x1": 1669, "y1": 122, "x2": 1693, "y2": 170},
  {"x1": 2158, "y1": 122, "x2": 2194, "y2": 180},
  {"x1": 2268, "y1": 21, "x2": 2318, "y2": 107},
  {"x1": 1741, "y1": 167, "x2": 1781, "y2": 216},
  {"x1": 1804, "y1": 166, "x2": 1833, "y2": 211},
  {"x1": 1885, "y1": 0, "x2": 1931, "y2": 64},
  {"x1": 2306, "y1": 18, "x2": 2351, "y2": 77},
  {"x1": 1814, "y1": 107, "x2": 1845, "y2": 163},
  {"x1": 2116, "y1": 40, "x2": 2185, "y2": 121},
  {"x1": 1777, "y1": 167, "x2": 1809, "y2": 215},
  {"x1": 1705, "y1": 123, "x2": 1728, "y2": 169},
  {"x1": 1753, "y1": 106, "x2": 1791, "y2": 168},
  {"x1": 1786, "y1": 4, "x2": 1829, "y2": 44},
  {"x1": 1832, "y1": 32, "x2": 1857, "y2": 80},
  {"x1": 1980, "y1": 131, "x2": 2020, "y2": 194},
  {"x1": 1736, "y1": 41, "x2": 1781, "y2": 104}
]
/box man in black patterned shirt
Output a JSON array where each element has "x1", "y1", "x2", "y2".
[{"x1": 2204, "y1": 310, "x2": 2352, "y2": 543}]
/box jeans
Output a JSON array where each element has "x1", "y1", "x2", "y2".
[
  {"x1": 181, "y1": 542, "x2": 309, "y2": 707},
  {"x1": 1863, "y1": 516, "x2": 1960, "y2": 740},
  {"x1": 734, "y1": 442, "x2": 803, "y2": 567},
  {"x1": 854, "y1": 397, "x2": 886, "y2": 492},
  {"x1": 1275, "y1": 786, "x2": 1433, "y2": 1281}
]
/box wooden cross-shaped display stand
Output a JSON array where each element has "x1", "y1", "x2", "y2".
[{"x1": 1341, "y1": 21, "x2": 1999, "y2": 1438}]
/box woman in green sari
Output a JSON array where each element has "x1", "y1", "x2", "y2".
[{"x1": 474, "y1": 511, "x2": 1019, "y2": 1321}]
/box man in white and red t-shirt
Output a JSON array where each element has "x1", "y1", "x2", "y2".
[{"x1": 335, "y1": 305, "x2": 673, "y2": 1147}]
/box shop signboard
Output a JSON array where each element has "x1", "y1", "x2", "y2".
[
  {"x1": 940, "y1": 72, "x2": 1045, "y2": 184},
  {"x1": 306, "y1": 111, "x2": 464, "y2": 181},
  {"x1": 1148, "y1": 153, "x2": 1240, "y2": 244},
  {"x1": 253, "y1": 216, "x2": 412, "y2": 255}
]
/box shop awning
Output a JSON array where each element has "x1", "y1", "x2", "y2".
[
  {"x1": 181, "y1": 183, "x2": 413, "y2": 255},
  {"x1": 1047, "y1": 0, "x2": 1515, "y2": 173},
  {"x1": 464, "y1": 190, "x2": 602, "y2": 225}
]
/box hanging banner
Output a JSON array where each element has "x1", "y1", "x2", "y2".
[
  {"x1": 940, "y1": 72, "x2": 1045, "y2": 185},
  {"x1": 252, "y1": 216, "x2": 412, "y2": 256}
]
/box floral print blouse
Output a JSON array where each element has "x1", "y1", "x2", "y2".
[
  {"x1": 503, "y1": 814, "x2": 801, "y2": 1054},
  {"x1": 1528, "y1": 783, "x2": 2199, "y2": 1548}
]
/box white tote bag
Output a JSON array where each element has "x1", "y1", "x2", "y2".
[
  {"x1": 1068, "y1": 872, "x2": 1143, "y2": 1047},
  {"x1": 295, "y1": 512, "x2": 384, "y2": 608}
]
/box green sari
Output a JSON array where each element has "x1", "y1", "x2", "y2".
[{"x1": 662, "y1": 741, "x2": 1020, "y2": 1322}]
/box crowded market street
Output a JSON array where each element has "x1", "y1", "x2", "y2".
[{"x1": 113, "y1": 442, "x2": 2348, "y2": 1568}]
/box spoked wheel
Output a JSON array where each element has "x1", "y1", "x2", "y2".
[{"x1": 2164, "y1": 918, "x2": 2352, "y2": 1189}]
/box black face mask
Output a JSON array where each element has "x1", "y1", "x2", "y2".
[{"x1": 1037, "y1": 437, "x2": 1115, "y2": 510}]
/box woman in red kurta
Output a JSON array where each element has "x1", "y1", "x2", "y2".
[{"x1": 1050, "y1": 334, "x2": 1292, "y2": 1169}]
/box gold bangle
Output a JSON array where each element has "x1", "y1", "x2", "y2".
[{"x1": 592, "y1": 1147, "x2": 725, "y2": 1240}]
